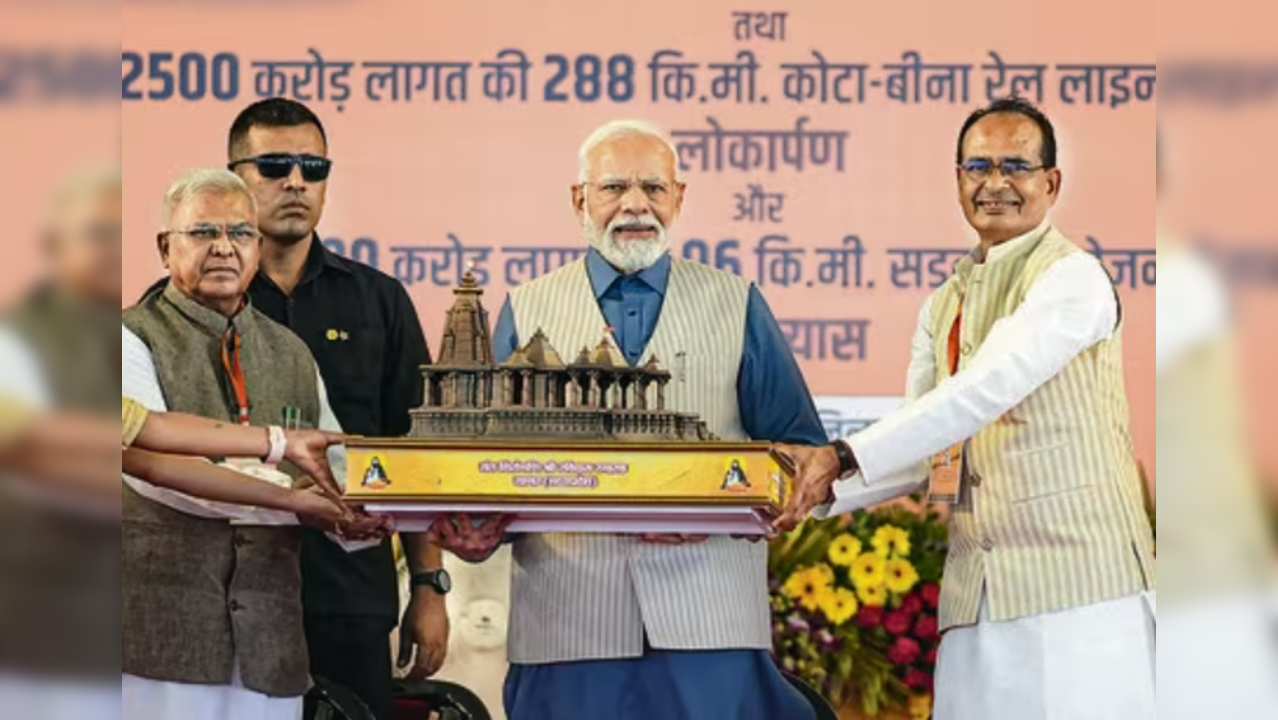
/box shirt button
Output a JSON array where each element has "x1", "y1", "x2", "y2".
[
  {"x1": 961, "y1": 343, "x2": 973, "y2": 356},
  {"x1": 234, "y1": 534, "x2": 252, "y2": 549},
  {"x1": 969, "y1": 472, "x2": 983, "y2": 488},
  {"x1": 628, "y1": 310, "x2": 638, "y2": 317},
  {"x1": 981, "y1": 537, "x2": 995, "y2": 552},
  {"x1": 229, "y1": 599, "x2": 243, "y2": 613}
]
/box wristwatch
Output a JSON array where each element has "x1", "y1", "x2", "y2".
[
  {"x1": 410, "y1": 569, "x2": 453, "y2": 596},
  {"x1": 831, "y1": 439, "x2": 858, "y2": 478}
]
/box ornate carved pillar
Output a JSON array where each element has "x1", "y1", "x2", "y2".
[{"x1": 422, "y1": 372, "x2": 436, "y2": 408}]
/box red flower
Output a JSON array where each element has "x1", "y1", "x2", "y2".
[
  {"x1": 914, "y1": 614, "x2": 939, "y2": 642},
  {"x1": 900, "y1": 593, "x2": 924, "y2": 617},
  {"x1": 857, "y1": 605, "x2": 885, "y2": 628},
  {"x1": 904, "y1": 667, "x2": 934, "y2": 692},
  {"x1": 887, "y1": 637, "x2": 921, "y2": 666},
  {"x1": 924, "y1": 646, "x2": 939, "y2": 666},
  {"x1": 921, "y1": 583, "x2": 941, "y2": 609},
  {"x1": 884, "y1": 609, "x2": 912, "y2": 636}
]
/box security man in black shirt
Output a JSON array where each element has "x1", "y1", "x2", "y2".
[{"x1": 226, "y1": 98, "x2": 451, "y2": 719}]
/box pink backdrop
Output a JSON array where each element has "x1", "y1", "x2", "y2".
[{"x1": 117, "y1": 0, "x2": 1157, "y2": 470}]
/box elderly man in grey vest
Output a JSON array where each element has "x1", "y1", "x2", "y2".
[
  {"x1": 432, "y1": 120, "x2": 828, "y2": 720},
  {"x1": 777, "y1": 98, "x2": 1157, "y2": 720},
  {"x1": 120, "y1": 168, "x2": 380, "y2": 720}
]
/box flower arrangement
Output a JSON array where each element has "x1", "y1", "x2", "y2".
[{"x1": 769, "y1": 498, "x2": 948, "y2": 718}]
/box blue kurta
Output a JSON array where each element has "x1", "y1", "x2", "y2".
[
  {"x1": 492, "y1": 250, "x2": 827, "y2": 720},
  {"x1": 504, "y1": 648, "x2": 817, "y2": 720}
]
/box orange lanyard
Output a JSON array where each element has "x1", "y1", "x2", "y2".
[
  {"x1": 946, "y1": 304, "x2": 963, "y2": 377},
  {"x1": 221, "y1": 326, "x2": 251, "y2": 426}
]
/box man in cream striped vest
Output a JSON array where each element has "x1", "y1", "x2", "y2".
[
  {"x1": 436, "y1": 120, "x2": 827, "y2": 720},
  {"x1": 777, "y1": 98, "x2": 1156, "y2": 720}
]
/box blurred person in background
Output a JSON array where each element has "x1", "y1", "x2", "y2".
[
  {"x1": 121, "y1": 168, "x2": 382, "y2": 720},
  {"x1": 777, "y1": 99, "x2": 1156, "y2": 720},
  {"x1": 0, "y1": 165, "x2": 125, "y2": 720},
  {"x1": 1155, "y1": 133, "x2": 1278, "y2": 720}
]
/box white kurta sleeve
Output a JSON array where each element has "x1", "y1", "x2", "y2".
[
  {"x1": 816, "y1": 300, "x2": 936, "y2": 517},
  {"x1": 844, "y1": 252, "x2": 1119, "y2": 488},
  {"x1": 316, "y1": 367, "x2": 348, "y2": 490},
  {"x1": 1156, "y1": 247, "x2": 1230, "y2": 376},
  {"x1": 0, "y1": 326, "x2": 53, "y2": 410}
]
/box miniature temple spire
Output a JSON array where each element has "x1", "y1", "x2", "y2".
[{"x1": 436, "y1": 264, "x2": 492, "y2": 367}]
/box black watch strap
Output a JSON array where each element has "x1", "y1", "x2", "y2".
[
  {"x1": 832, "y1": 440, "x2": 857, "y2": 477},
  {"x1": 411, "y1": 569, "x2": 452, "y2": 595}
]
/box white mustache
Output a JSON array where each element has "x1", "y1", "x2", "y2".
[{"x1": 608, "y1": 216, "x2": 662, "y2": 234}]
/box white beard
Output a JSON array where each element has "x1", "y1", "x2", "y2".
[{"x1": 583, "y1": 213, "x2": 671, "y2": 273}]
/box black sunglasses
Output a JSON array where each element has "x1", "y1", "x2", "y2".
[{"x1": 228, "y1": 153, "x2": 333, "y2": 182}]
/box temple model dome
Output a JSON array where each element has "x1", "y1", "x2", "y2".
[{"x1": 413, "y1": 270, "x2": 711, "y2": 442}]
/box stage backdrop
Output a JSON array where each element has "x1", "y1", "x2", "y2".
[
  {"x1": 121, "y1": 0, "x2": 1156, "y2": 472},
  {"x1": 119, "y1": 1, "x2": 1154, "y2": 715}
]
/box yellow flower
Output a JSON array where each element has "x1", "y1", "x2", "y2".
[
  {"x1": 885, "y1": 558, "x2": 921, "y2": 595},
  {"x1": 827, "y1": 534, "x2": 863, "y2": 567},
  {"x1": 850, "y1": 552, "x2": 886, "y2": 590},
  {"x1": 813, "y1": 584, "x2": 837, "y2": 613},
  {"x1": 818, "y1": 586, "x2": 860, "y2": 626},
  {"x1": 783, "y1": 567, "x2": 833, "y2": 613},
  {"x1": 909, "y1": 694, "x2": 934, "y2": 720},
  {"x1": 812, "y1": 562, "x2": 835, "y2": 587},
  {"x1": 857, "y1": 582, "x2": 888, "y2": 607},
  {"x1": 872, "y1": 525, "x2": 912, "y2": 559},
  {"x1": 782, "y1": 570, "x2": 807, "y2": 599}
]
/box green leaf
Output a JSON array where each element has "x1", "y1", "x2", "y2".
[{"x1": 837, "y1": 652, "x2": 854, "y2": 681}]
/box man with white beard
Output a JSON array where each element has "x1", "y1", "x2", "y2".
[{"x1": 452, "y1": 120, "x2": 828, "y2": 719}]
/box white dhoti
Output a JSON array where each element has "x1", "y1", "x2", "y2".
[
  {"x1": 0, "y1": 674, "x2": 120, "y2": 720},
  {"x1": 122, "y1": 667, "x2": 303, "y2": 720},
  {"x1": 1159, "y1": 589, "x2": 1278, "y2": 720},
  {"x1": 934, "y1": 591, "x2": 1155, "y2": 720}
]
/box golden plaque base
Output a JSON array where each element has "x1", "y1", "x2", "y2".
[{"x1": 344, "y1": 438, "x2": 792, "y2": 535}]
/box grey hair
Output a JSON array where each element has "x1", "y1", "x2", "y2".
[
  {"x1": 577, "y1": 119, "x2": 683, "y2": 184},
  {"x1": 47, "y1": 164, "x2": 121, "y2": 224},
  {"x1": 161, "y1": 168, "x2": 257, "y2": 228}
]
